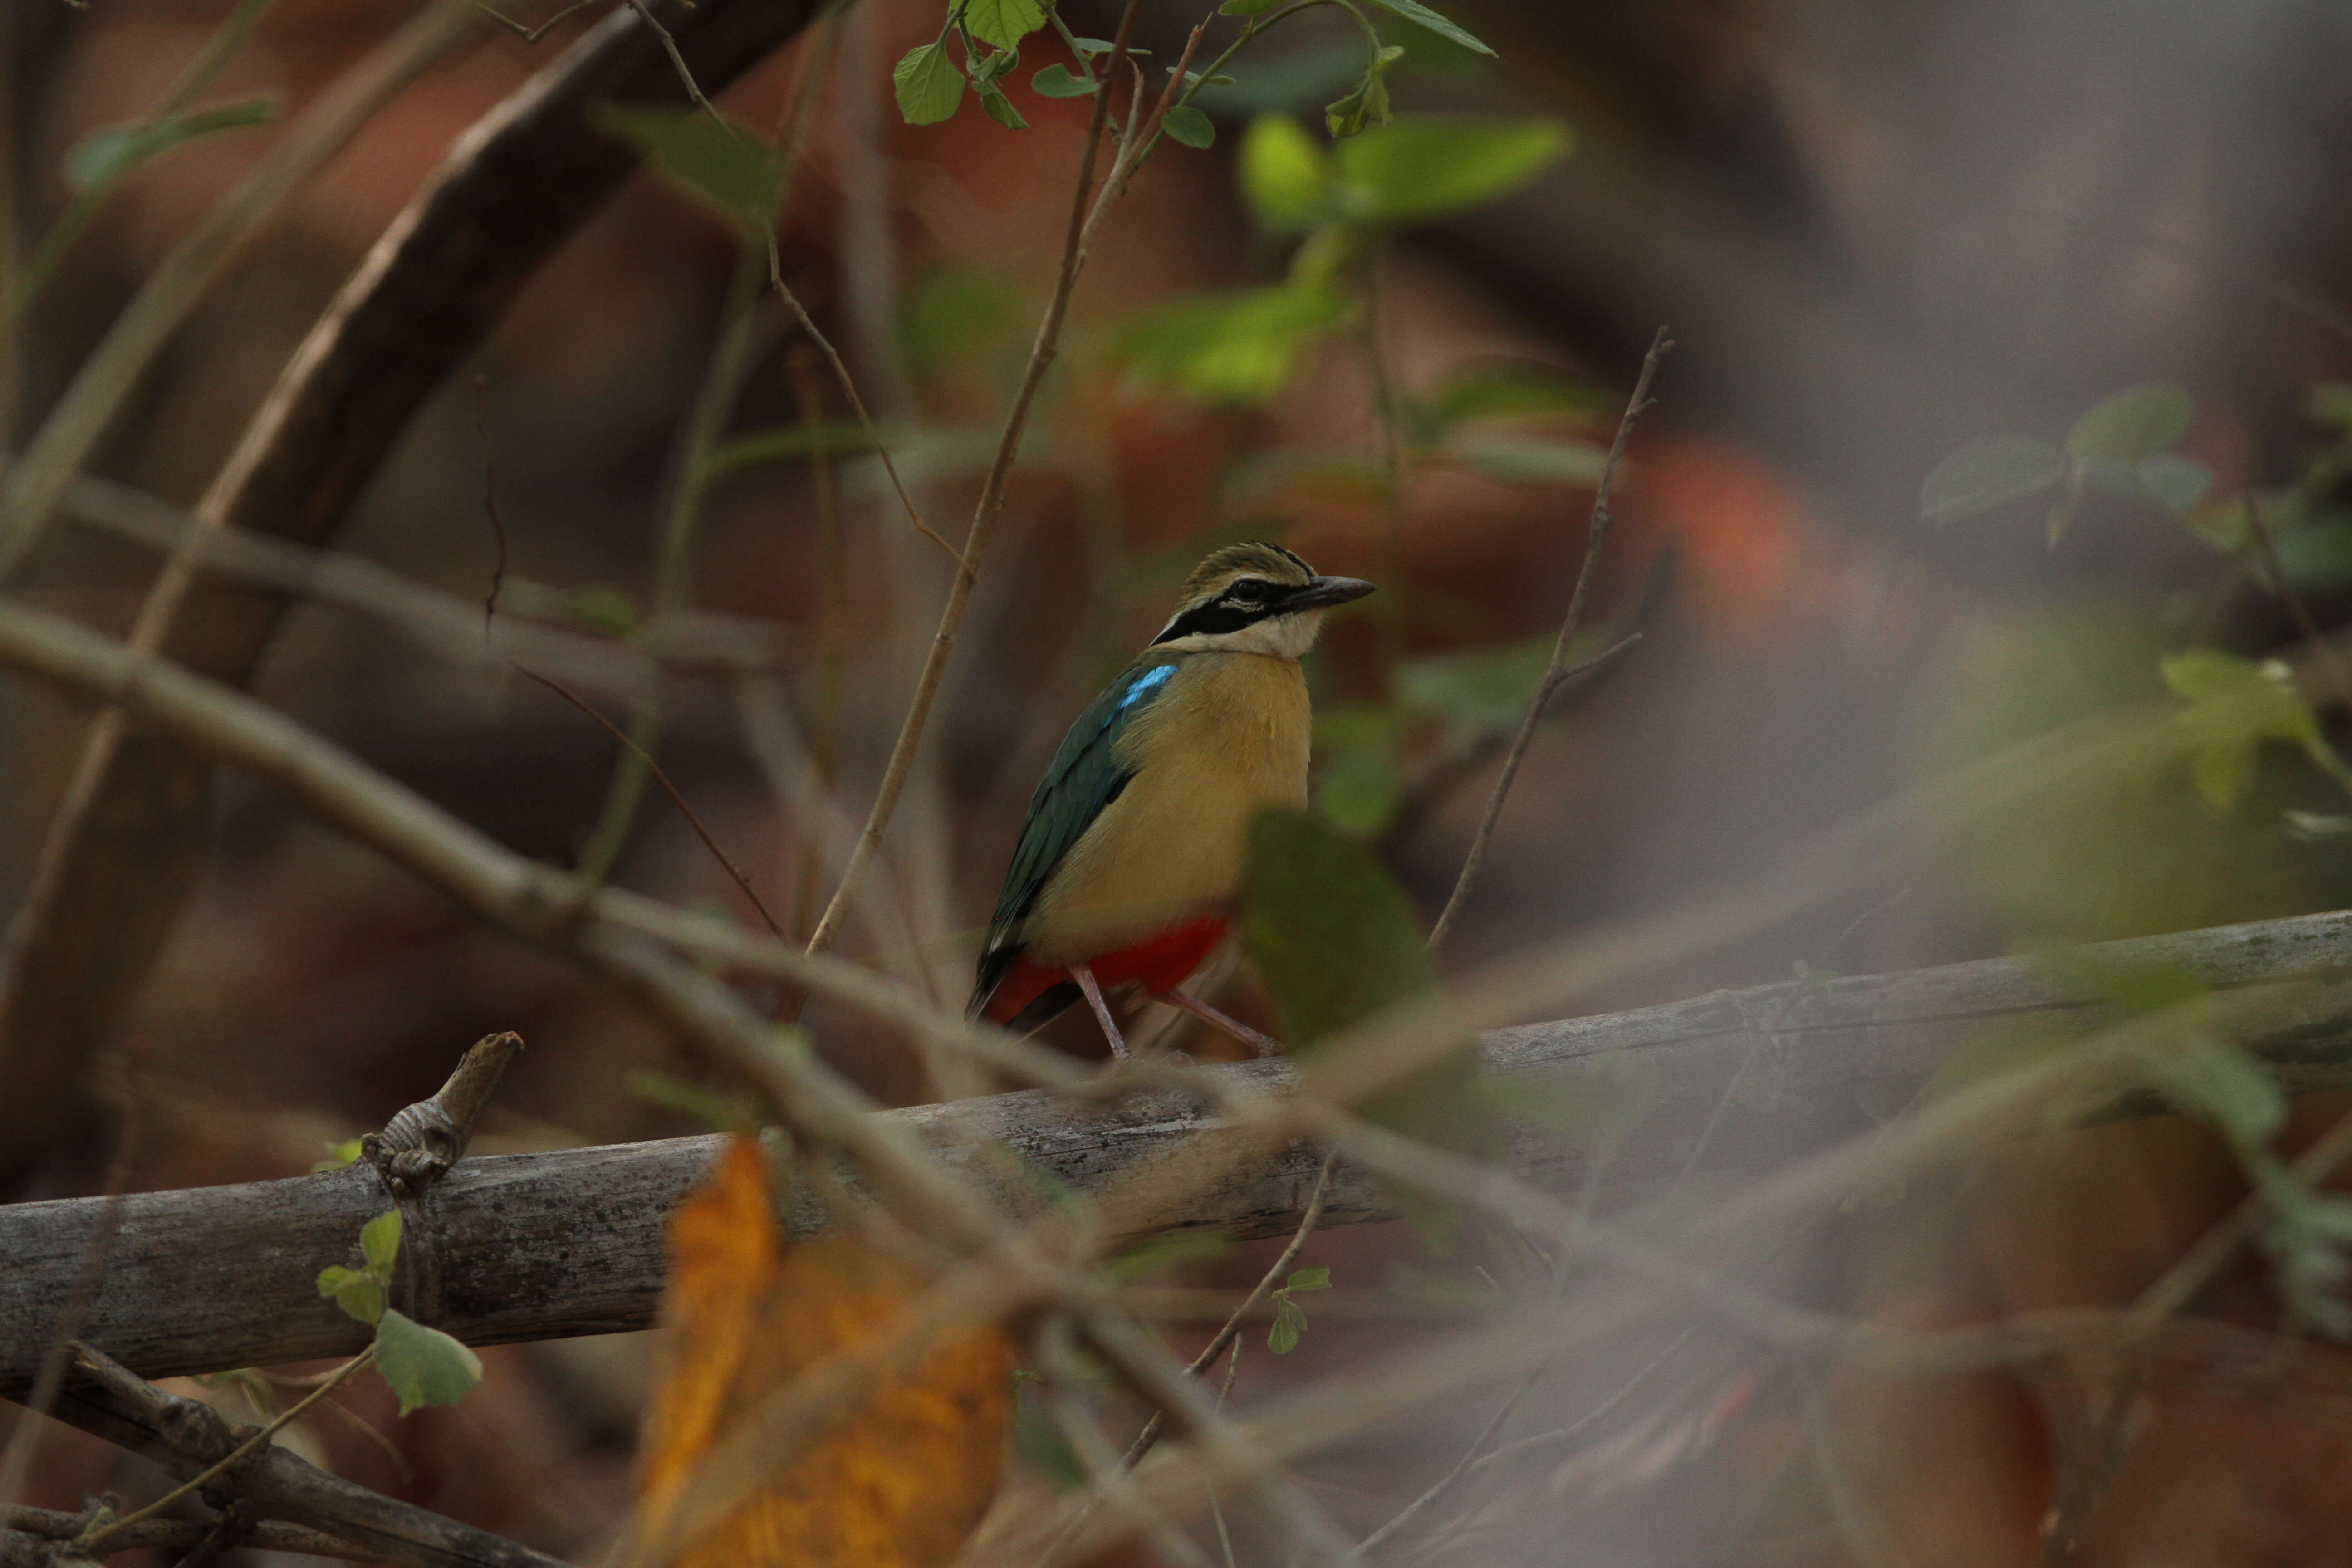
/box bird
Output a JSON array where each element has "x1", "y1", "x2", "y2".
[{"x1": 970, "y1": 542, "x2": 1375, "y2": 1058}]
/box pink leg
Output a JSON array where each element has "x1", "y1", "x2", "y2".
[
  {"x1": 1155, "y1": 989, "x2": 1284, "y2": 1058},
  {"x1": 1071, "y1": 963, "x2": 1129, "y2": 1060}
]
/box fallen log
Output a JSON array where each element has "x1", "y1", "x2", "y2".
[{"x1": 6, "y1": 907, "x2": 2349, "y2": 1397}]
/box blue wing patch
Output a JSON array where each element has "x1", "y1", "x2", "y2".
[{"x1": 971, "y1": 657, "x2": 1184, "y2": 1015}]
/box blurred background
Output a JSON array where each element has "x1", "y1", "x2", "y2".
[{"x1": 7, "y1": 0, "x2": 2352, "y2": 1562}]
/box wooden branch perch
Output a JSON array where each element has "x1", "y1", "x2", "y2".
[
  {"x1": 0, "y1": 0, "x2": 823, "y2": 1169},
  {"x1": 8, "y1": 908, "x2": 2348, "y2": 1398}
]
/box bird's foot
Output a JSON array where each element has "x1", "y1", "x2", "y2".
[
  {"x1": 1154, "y1": 990, "x2": 1284, "y2": 1058},
  {"x1": 1070, "y1": 963, "x2": 1130, "y2": 1059}
]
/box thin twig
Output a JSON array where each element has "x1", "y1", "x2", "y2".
[
  {"x1": 470, "y1": 0, "x2": 599, "y2": 42},
  {"x1": 626, "y1": 0, "x2": 718, "y2": 116},
  {"x1": 795, "y1": 0, "x2": 1145, "y2": 963},
  {"x1": 515, "y1": 664, "x2": 789, "y2": 943},
  {"x1": 1428, "y1": 327, "x2": 1671, "y2": 949},
  {"x1": 2243, "y1": 495, "x2": 2352, "y2": 713},
  {"x1": 75, "y1": 1344, "x2": 376, "y2": 1558},
  {"x1": 473, "y1": 372, "x2": 509, "y2": 636}
]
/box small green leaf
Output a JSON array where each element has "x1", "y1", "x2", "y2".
[
  {"x1": 2134, "y1": 454, "x2": 2212, "y2": 515},
  {"x1": 704, "y1": 422, "x2": 897, "y2": 480},
  {"x1": 311, "y1": 1138, "x2": 364, "y2": 1173},
  {"x1": 1220, "y1": 0, "x2": 1286, "y2": 13},
  {"x1": 2269, "y1": 514, "x2": 2352, "y2": 592},
  {"x1": 1919, "y1": 436, "x2": 2067, "y2": 524},
  {"x1": 2184, "y1": 496, "x2": 2251, "y2": 556},
  {"x1": 1105, "y1": 1231, "x2": 1232, "y2": 1282},
  {"x1": 2065, "y1": 383, "x2": 2193, "y2": 464},
  {"x1": 590, "y1": 103, "x2": 780, "y2": 230},
  {"x1": 1362, "y1": 0, "x2": 1494, "y2": 56},
  {"x1": 315, "y1": 1266, "x2": 385, "y2": 1327},
  {"x1": 1334, "y1": 116, "x2": 1568, "y2": 223},
  {"x1": 359, "y1": 1210, "x2": 403, "y2": 1279},
  {"x1": 2147, "y1": 1041, "x2": 2285, "y2": 1152},
  {"x1": 568, "y1": 584, "x2": 641, "y2": 638},
  {"x1": 2039, "y1": 950, "x2": 2208, "y2": 1018},
  {"x1": 964, "y1": 0, "x2": 1047, "y2": 51},
  {"x1": 1245, "y1": 809, "x2": 1502, "y2": 1249},
  {"x1": 1398, "y1": 637, "x2": 1553, "y2": 744},
  {"x1": 1285, "y1": 1266, "x2": 1332, "y2": 1291},
  {"x1": 373, "y1": 1309, "x2": 483, "y2": 1416},
  {"x1": 626, "y1": 1069, "x2": 761, "y2": 1131},
  {"x1": 970, "y1": 44, "x2": 1020, "y2": 83},
  {"x1": 980, "y1": 84, "x2": 1030, "y2": 130},
  {"x1": 1161, "y1": 104, "x2": 1215, "y2": 149},
  {"x1": 1324, "y1": 59, "x2": 1395, "y2": 139},
  {"x1": 893, "y1": 42, "x2": 966, "y2": 125},
  {"x1": 1119, "y1": 283, "x2": 1347, "y2": 404},
  {"x1": 1453, "y1": 439, "x2": 1609, "y2": 486},
  {"x1": 1240, "y1": 114, "x2": 1330, "y2": 231},
  {"x1": 1313, "y1": 704, "x2": 1403, "y2": 838},
  {"x1": 1032, "y1": 63, "x2": 1097, "y2": 98},
  {"x1": 1268, "y1": 1297, "x2": 1307, "y2": 1354},
  {"x1": 1071, "y1": 37, "x2": 1150, "y2": 57},
  {"x1": 1421, "y1": 363, "x2": 1608, "y2": 433},
  {"x1": 2191, "y1": 738, "x2": 2258, "y2": 812},
  {"x1": 68, "y1": 94, "x2": 280, "y2": 192}
]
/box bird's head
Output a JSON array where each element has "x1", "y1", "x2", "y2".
[{"x1": 1148, "y1": 542, "x2": 1375, "y2": 657}]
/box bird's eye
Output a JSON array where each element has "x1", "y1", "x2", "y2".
[{"x1": 1229, "y1": 580, "x2": 1269, "y2": 604}]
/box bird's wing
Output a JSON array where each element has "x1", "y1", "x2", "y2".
[{"x1": 971, "y1": 658, "x2": 1183, "y2": 1013}]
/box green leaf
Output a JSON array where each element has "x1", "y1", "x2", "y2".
[
  {"x1": 1334, "y1": 116, "x2": 1569, "y2": 224},
  {"x1": 893, "y1": 42, "x2": 966, "y2": 125},
  {"x1": 1421, "y1": 363, "x2": 1608, "y2": 433},
  {"x1": 970, "y1": 44, "x2": 1020, "y2": 83},
  {"x1": 1268, "y1": 1297, "x2": 1307, "y2": 1354},
  {"x1": 359, "y1": 1210, "x2": 403, "y2": 1280},
  {"x1": 1032, "y1": 63, "x2": 1097, "y2": 98},
  {"x1": 2038, "y1": 950, "x2": 2208, "y2": 1018},
  {"x1": 1105, "y1": 1232, "x2": 1232, "y2": 1282},
  {"x1": 2183, "y1": 496, "x2": 2251, "y2": 556},
  {"x1": 1244, "y1": 808, "x2": 1435, "y2": 1046},
  {"x1": 1919, "y1": 436, "x2": 2066, "y2": 524},
  {"x1": 2147, "y1": 1041, "x2": 2285, "y2": 1152},
  {"x1": 704, "y1": 422, "x2": 896, "y2": 480},
  {"x1": 1240, "y1": 114, "x2": 1330, "y2": 231},
  {"x1": 1453, "y1": 439, "x2": 1609, "y2": 486},
  {"x1": 1221, "y1": 0, "x2": 1286, "y2": 12},
  {"x1": 2191, "y1": 736, "x2": 2259, "y2": 812},
  {"x1": 2134, "y1": 454, "x2": 2212, "y2": 515},
  {"x1": 568, "y1": 584, "x2": 641, "y2": 638},
  {"x1": 590, "y1": 103, "x2": 780, "y2": 230},
  {"x1": 979, "y1": 84, "x2": 1030, "y2": 130},
  {"x1": 1244, "y1": 809, "x2": 1501, "y2": 1249},
  {"x1": 2065, "y1": 383, "x2": 2193, "y2": 464},
  {"x1": 1361, "y1": 0, "x2": 1494, "y2": 56},
  {"x1": 315, "y1": 1266, "x2": 385, "y2": 1327},
  {"x1": 1398, "y1": 637, "x2": 1553, "y2": 744},
  {"x1": 373, "y1": 1309, "x2": 483, "y2": 1416},
  {"x1": 2269, "y1": 514, "x2": 2352, "y2": 591},
  {"x1": 626, "y1": 1068, "x2": 761, "y2": 1131},
  {"x1": 964, "y1": 0, "x2": 1047, "y2": 51},
  {"x1": 1313, "y1": 704, "x2": 1403, "y2": 838},
  {"x1": 1161, "y1": 104, "x2": 1215, "y2": 149},
  {"x1": 311, "y1": 1137, "x2": 364, "y2": 1173},
  {"x1": 1285, "y1": 1266, "x2": 1332, "y2": 1291},
  {"x1": 68, "y1": 94, "x2": 279, "y2": 192},
  {"x1": 1323, "y1": 58, "x2": 1395, "y2": 139},
  {"x1": 1119, "y1": 283, "x2": 1347, "y2": 404}
]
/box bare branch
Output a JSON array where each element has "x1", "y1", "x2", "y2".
[
  {"x1": 797, "y1": 0, "x2": 1146, "y2": 961},
  {"x1": 1429, "y1": 327, "x2": 1672, "y2": 949}
]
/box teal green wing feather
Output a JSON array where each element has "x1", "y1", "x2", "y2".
[{"x1": 972, "y1": 659, "x2": 1181, "y2": 1013}]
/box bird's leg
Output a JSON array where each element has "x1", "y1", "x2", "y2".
[
  {"x1": 1155, "y1": 989, "x2": 1284, "y2": 1058},
  {"x1": 1070, "y1": 963, "x2": 1129, "y2": 1059}
]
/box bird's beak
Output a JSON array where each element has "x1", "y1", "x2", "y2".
[{"x1": 1283, "y1": 575, "x2": 1377, "y2": 612}]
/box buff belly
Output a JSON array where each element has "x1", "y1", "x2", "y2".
[{"x1": 1024, "y1": 652, "x2": 1310, "y2": 966}]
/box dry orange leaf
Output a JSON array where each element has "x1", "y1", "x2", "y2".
[{"x1": 633, "y1": 1135, "x2": 1013, "y2": 1567}]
